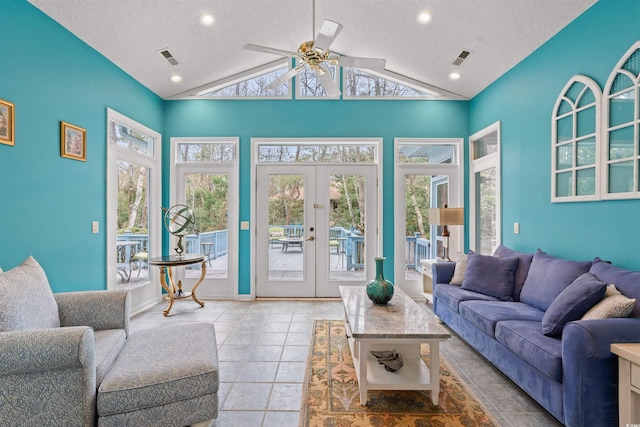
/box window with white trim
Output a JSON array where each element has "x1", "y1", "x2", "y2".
[
  {"x1": 470, "y1": 122, "x2": 501, "y2": 255},
  {"x1": 603, "y1": 42, "x2": 640, "y2": 199},
  {"x1": 552, "y1": 76, "x2": 601, "y2": 202}
]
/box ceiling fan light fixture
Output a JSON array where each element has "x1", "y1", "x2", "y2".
[
  {"x1": 199, "y1": 13, "x2": 215, "y2": 26},
  {"x1": 416, "y1": 10, "x2": 433, "y2": 25}
]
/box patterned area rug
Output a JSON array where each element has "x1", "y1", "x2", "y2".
[{"x1": 300, "y1": 319, "x2": 497, "y2": 427}]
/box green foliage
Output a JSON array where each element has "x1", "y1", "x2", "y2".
[{"x1": 186, "y1": 173, "x2": 229, "y2": 233}]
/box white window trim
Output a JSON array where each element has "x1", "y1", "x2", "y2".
[
  {"x1": 343, "y1": 67, "x2": 442, "y2": 100},
  {"x1": 602, "y1": 41, "x2": 640, "y2": 200},
  {"x1": 551, "y1": 75, "x2": 602, "y2": 202},
  {"x1": 393, "y1": 138, "x2": 464, "y2": 296},
  {"x1": 106, "y1": 108, "x2": 162, "y2": 313},
  {"x1": 469, "y1": 121, "x2": 501, "y2": 254},
  {"x1": 170, "y1": 137, "x2": 239, "y2": 299},
  {"x1": 170, "y1": 59, "x2": 292, "y2": 100}
]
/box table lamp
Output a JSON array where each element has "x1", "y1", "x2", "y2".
[{"x1": 428, "y1": 205, "x2": 464, "y2": 261}]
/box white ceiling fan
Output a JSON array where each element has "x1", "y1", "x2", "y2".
[{"x1": 244, "y1": 19, "x2": 386, "y2": 97}]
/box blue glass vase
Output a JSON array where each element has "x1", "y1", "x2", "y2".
[{"x1": 366, "y1": 257, "x2": 394, "y2": 304}]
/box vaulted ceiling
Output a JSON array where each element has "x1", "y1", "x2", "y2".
[{"x1": 28, "y1": 0, "x2": 597, "y2": 100}]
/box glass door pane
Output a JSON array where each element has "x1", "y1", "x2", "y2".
[
  {"x1": 403, "y1": 174, "x2": 435, "y2": 279},
  {"x1": 184, "y1": 173, "x2": 229, "y2": 279},
  {"x1": 329, "y1": 173, "x2": 366, "y2": 281},
  {"x1": 267, "y1": 173, "x2": 306, "y2": 281},
  {"x1": 475, "y1": 167, "x2": 497, "y2": 254},
  {"x1": 116, "y1": 160, "x2": 150, "y2": 290}
]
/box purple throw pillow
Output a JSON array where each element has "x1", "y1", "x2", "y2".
[
  {"x1": 541, "y1": 272, "x2": 606, "y2": 337},
  {"x1": 493, "y1": 244, "x2": 534, "y2": 301},
  {"x1": 519, "y1": 250, "x2": 593, "y2": 312},
  {"x1": 461, "y1": 252, "x2": 519, "y2": 301}
]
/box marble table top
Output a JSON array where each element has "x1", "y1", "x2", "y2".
[{"x1": 339, "y1": 285, "x2": 451, "y2": 340}]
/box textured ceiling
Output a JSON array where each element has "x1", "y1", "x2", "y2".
[{"x1": 28, "y1": 0, "x2": 597, "y2": 100}]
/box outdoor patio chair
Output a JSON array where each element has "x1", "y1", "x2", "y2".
[
  {"x1": 329, "y1": 229, "x2": 340, "y2": 253},
  {"x1": 269, "y1": 227, "x2": 286, "y2": 248}
]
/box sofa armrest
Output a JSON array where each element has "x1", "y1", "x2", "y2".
[
  {"x1": 55, "y1": 290, "x2": 130, "y2": 335},
  {"x1": 0, "y1": 326, "x2": 97, "y2": 425},
  {"x1": 0, "y1": 326, "x2": 95, "y2": 375},
  {"x1": 432, "y1": 261, "x2": 456, "y2": 285},
  {"x1": 562, "y1": 318, "x2": 640, "y2": 427}
]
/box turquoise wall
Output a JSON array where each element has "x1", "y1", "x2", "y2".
[
  {"x1": 0, "y1": 1, "x2": 164, "y2": 291},
  {"x1": 5, "y1": 0, "x2": 638, "y2": 296},
  {"x1": 163, "y1": 100, "x2": 469, "y2": 294},
  {"x1": 469, "y1": 0, "x2": 640, "y2": 270}
]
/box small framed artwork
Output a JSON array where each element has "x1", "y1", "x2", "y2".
[
  {"x1": 0, "y1": 98, "x2": 15, "y2": 146},
  {"x1": 60, "y1": 121, "x2": 86, "y2": 161}
]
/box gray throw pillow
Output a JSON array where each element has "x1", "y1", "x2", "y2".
[
  {"x1": 449, "y1": 253, "x2": 468, "y2": 285},
  {"x1": 582, "y1": 284, "x2": 636, "y2": 320},
  {"x1": 0, "y1": 256, "x2": 60, "y2": 332}
]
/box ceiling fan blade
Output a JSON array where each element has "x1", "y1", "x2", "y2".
[
  {"x1": 266, "y1": 64, "x2": 305, "y2": 91},
  {"x1": 335, "y1": 55, "x2": 386, "y2": 71},
  {"x1": 313, "y1": 20, "x2": 343, "y2": 52},
  {"x1": 317, "y1": 64, "x2": 341, "y2": 97},
  {"x1": 244, "y1": 43, "x2": 296, "y2": 58}
]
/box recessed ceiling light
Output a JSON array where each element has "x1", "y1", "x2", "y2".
[
  {"x1": 170, "y1": 74, "x2": 183, "y2": 83},
  {"x1": 449, "y1": 71, "x2": 461, "y2": 80},
  {"x1": 199, "y1": 13, "x2": 215, "y2": 26},
  {"x1": 417, "y1": 10, "x2": 433, "y2": 24}
]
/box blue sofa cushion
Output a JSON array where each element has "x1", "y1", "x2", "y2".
[
  {"x1": 519, "y1": 250, "x2": 593, "y2": 311},
  {"x1": 0, "y1": 256, "x2": 60, "y2": 332},
  {"x1": 590, "y1": 257, "x2": 640, "y2": 317},
  {"x1": 493, "y1": 244, "x2": 534, "y2": 302},
  {"x1": 495, "y1": 320, "x2": 563, "y2": 382},
  {"x1": 541, "y1": 273, "x2": 606, "y2": 337},
  {"x1": 461, "y1": 252, "x2": 519, "y2": 301},
  {"x1": 459, "y1": 300, "x2": 544, "y2": 337},
  {"x1": 435, "y1": 283, "x2": 498, "y2": 312}
]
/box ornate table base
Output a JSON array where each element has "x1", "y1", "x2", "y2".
[{"x1": 149, "y1": 254, "x2": 206, "y2": 316}]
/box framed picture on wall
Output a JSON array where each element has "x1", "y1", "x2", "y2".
[
  {"x1": 0, "y1": 98, "x2": 15, "y2": 146},
  {"x1": 60, "y1": 121, "x2": 86, "y2": 161}
]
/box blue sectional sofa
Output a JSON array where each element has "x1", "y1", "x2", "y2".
[{"x1": 432, "y1": 246, "x2": 640, "y2": 427}]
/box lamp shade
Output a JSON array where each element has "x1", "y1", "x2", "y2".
[{"x1": 429, "y1": 207, "x2": 464, "y2": 225}]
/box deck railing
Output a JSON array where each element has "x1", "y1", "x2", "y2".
[{"x1": 118, "y1": 227, "x2": 430, "y2": 273}]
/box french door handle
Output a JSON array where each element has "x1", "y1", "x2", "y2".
[{"x1": 306, "y1": 236, "x2": 315, "y2": 241}]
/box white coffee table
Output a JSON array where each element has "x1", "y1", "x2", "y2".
[{"x1": 339, "y1": 285, "x2": 451, "y2": 405}]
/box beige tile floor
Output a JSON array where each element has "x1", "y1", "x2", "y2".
[{"x1": 130, "y1": 298, "x2": 561, "y2": 427}]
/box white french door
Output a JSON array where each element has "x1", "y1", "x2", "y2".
[{"x1": 256, "y1": 164, "x2": 377, "y2": 297}]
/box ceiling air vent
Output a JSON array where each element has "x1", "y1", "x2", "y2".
[
  {"x1": 158, "y1": 48, "x2": 179, "y2": 66},
  {"x1": 452, "y1": 49, "x2": 471, "y2": 66}
]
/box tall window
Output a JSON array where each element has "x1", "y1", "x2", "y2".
[
  {"x1": 107, "y1": 109, "x2": 161, "y2": 310},
  {"x1": 604, "y1": 42, "x2": 640, "y2": 199},
  {"x1": 394, "y1": 139, "x2": 463, "y2": 292},
  {"x1": 552, "y1": 75, "x2": 601, "y2": 201},
  {"x1": 171, "y1": 137, "x2": 238, "y2": 298},
  {"x1": 469, "y1": 122, "x2": 501, "y2": 255}
]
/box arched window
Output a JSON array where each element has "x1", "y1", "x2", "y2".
[
  {"x1": 551, "y1": 75, "x2": 601, "y2": 202},
  {"x1": 603, "y1": 42, "x2": 640, "y2": 199}
]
